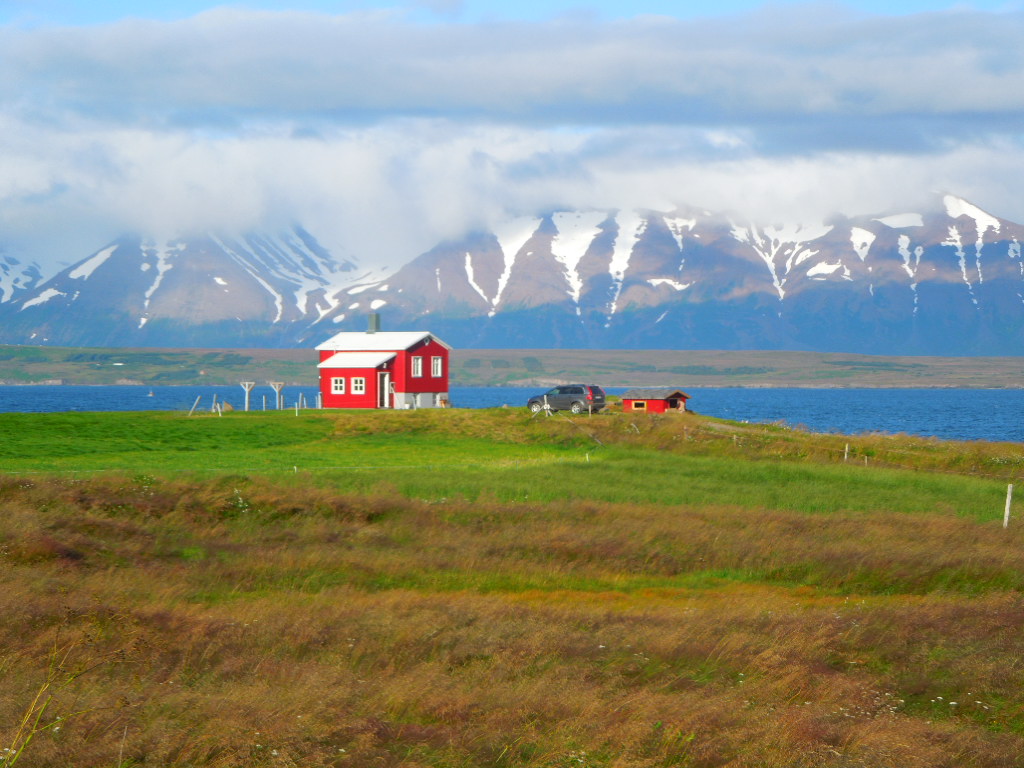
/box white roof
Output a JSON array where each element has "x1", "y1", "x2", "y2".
[
  {"x1": 317, "y1": 351, "x2": 396, "y2": 369},
  {"x1": 315, "y1": 330, "x2": 451, "y2": 352}
]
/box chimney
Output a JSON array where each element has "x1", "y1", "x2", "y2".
[{"x1": 367, "y1": 312, "x2": 381, "y2": 334}]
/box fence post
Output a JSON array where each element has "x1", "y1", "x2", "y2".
[{"x1": 1005, "y1": 484, "x2": 1014, "y2": 529}]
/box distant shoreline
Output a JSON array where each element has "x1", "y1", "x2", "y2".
[{"x1": 0, "y1": 345, "x2": 1021, "y2": 389}]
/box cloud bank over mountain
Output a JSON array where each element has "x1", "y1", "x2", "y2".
[{"x1": 0, "y1": 3, "x2": 1022, "y2": 270}]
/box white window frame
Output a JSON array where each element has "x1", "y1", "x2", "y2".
[
  {"x1": 331, "y1": 377, "x2": 346, "y2": 394},
  {"x1": 352, "y1": 377, "x2": 366, "y2": 395},
  {"x1": 411, "y1": 356, "x2": 423, "y2": 377},
  {"x1": 431, "y1": 356, "x2": 443, "y2": 377}
]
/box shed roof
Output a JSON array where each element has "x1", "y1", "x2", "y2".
[
  {"x1": 620, "y1": 388, "x2": 691, "y2": 400},
  {"x1": 317, "y1": 351, "x2": 397, "y2": 369},
  {"x1": 315, "y1": 330, "x2": 451, "y2": 352}
]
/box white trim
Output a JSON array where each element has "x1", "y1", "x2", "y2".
[
  {"x1": 316, "y1": 330, "x2": 452, "y2": 352},
  {"x1": 317, "y1": 351, "x2": 396, "y2": 368}
]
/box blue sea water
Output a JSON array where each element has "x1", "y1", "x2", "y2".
[{"x1": 0, "y1": 384, "x2": 1021, "y2": 444}]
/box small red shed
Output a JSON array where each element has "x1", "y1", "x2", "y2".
[
  {"x1": 316, "y1": 326, "x2": 452, "y2": 409},
  {"x1": 620, "y1": 388, "x2": 691, "y2": 414}
]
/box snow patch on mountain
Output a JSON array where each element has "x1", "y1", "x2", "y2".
[
  {"x1": 731, "y1": 221, "x2": 833, "y2": 301},
  {"x1": 850, "y1": 228, "x2": 876, "y2": 261},
  {"x1": 942, "y1": 228, "x2": 979, "y2": 306},
  {"x1": 875, "y1": 213, "x2": 923, "y2": 228},
  {"x1": 944, "y1": 195, "x2": 1000, "y2": 287},
  {"x1": 0, "y1": 255, "x2": 40, "y2": 303},
  {"x1": 897, "y1": 234, "x2": 927, "y2": 312},
  {"x1": 945, "y1": 195, "x2": 1000, "y2": 234},
  {"x1": 21, "y1": 287, "x2": 65, "y2": 310},
  {"x1": 69, "y1": 245, "x2": 117, "y2": 280},
  {"x1": 142, "y1": 240, "x2": 181, "y2": 311},
  {"x1": 492, "y1": 216, "x2": 541, "y2": 317},
  {"x1": 807, "y1": 262, "x2": 850, "y2": 280},
  {"x1": 464, "y1": 252, "x2": 489, "y2": 305},
  {"x1": 605, "y1": 211, "x2": 646, "y2": 326},
  {"x1": 552, "y1": 212, "x2": 605, "y2": 316},
  {"x1": 663, "y1": 216, "x2": 696, "y2": 252},
  {"x1": 648, "y1": 278, "x2": 691, "y2": 291}
]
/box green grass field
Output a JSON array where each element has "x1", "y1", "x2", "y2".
[{"x1": 4, "y1": 408, "x2": 1024, "y2": 766}]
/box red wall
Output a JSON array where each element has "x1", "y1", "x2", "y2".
[
  {"x1": 320, "y1": 364, "x2": 389, "y2": 409},
  {"x1": 623, "y1": 399, "x2": 669, "y2": 414},
  {"x1": 393, "y1": 338, "x2": 450, "y2": 394}
]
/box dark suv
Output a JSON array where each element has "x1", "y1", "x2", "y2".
[{"x1": 527, "y1": 384, "x2": 606, "y2": 414}]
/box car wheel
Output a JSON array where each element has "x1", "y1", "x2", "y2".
[
  {"x1": 529, "y1": 401, "x2": 543, "y2": 413},
  {"x1": 570, "y1": 401, "x2": 585, "y2": 414}
]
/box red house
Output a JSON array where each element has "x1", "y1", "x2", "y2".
[
  {"x1": 316, "y1": 326, "x2": 452, "y2": 409},
  {"x1": 620, "y1": 388, "x2": 691, "y2": 414}
]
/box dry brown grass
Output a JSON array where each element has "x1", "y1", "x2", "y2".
[{"x1": 4, "y1": 470, "x2": 1024, "y2": 767}]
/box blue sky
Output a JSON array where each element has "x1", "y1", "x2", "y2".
[
  {"x1": 0, "y1": 0, "x2": 1022, "y2": 269},
  {"x1": 1, "y1": 0, "x2": 1021, "y2": 24}
]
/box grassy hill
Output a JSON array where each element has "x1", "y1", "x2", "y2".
[
  {"x1": 2, "y1": 344, "x2": 1024, "y2": 388},
  {"x1": 4, "y1": 407, "x2": 1024, "y2": 766}
]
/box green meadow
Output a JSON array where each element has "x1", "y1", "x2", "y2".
[{"x1": 4, "y1": 407, "x2": 1024, "y2": 766}]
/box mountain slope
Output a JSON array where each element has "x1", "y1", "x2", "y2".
[
  {"x1": 315, "y1": 194, "x2": 1024, "y2": 354},
  {"x1": 1, "y1": 227, "x2": 364, "y2": 346},
  {"x1": 3, "y1": 195, "x2": 1024, "y2": 353}
]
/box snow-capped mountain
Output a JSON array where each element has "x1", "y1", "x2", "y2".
[
  {"x1": 0, "y1": 226, "x2": 366, "y2": 346},
  {"x1": 318, "y1": 194, "x2": 1024, "y2": 354},
  {"x1": 2, "y1": 195, "x2": 1024, "y2": 354}
]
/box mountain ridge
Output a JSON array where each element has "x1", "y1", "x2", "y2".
[{"x1": 2, "y1": 194, "x2": 1023, "y2": 354}]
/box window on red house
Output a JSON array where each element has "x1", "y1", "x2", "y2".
[
  {"x1": 431, "y1": 356, "x2": 443, "y2": 377},
  {"x1": 352, "y1": 377, "x2": 366, "y2": 394},
  {"x1": 412, "y1": 356, "x2": 423, "y2": 377},
  {"x1": 331, "y1": 377, "x2": 346, "y2": 394}
]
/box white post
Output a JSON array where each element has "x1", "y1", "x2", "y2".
[
  {"x1": 844, "y1": 444, "x2": 849, "y2": 462},
  {"x1": 240, "y1": 381, "x2": 255, "y2": 412},
  {"x1": 1005, "y1": 484, "x2": 1014, "y2": 529},
  {"x1": 270, "y1": 382, "x2": 285, "y2": 410},
  {"x1": 188, "y1": 396, "x2": 202, "y2": 416}
]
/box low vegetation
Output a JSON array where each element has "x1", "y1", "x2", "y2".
[
  {"x1": 5, "y1": 343, "x2": 1024, "y2": 387},
  {"x1": 4, "y1": 407, "x2": 1024, "y2": 766}
]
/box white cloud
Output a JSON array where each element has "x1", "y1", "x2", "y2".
[{"x1": 0, "y1": 6, "x2": 1023, "y2": 274}]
